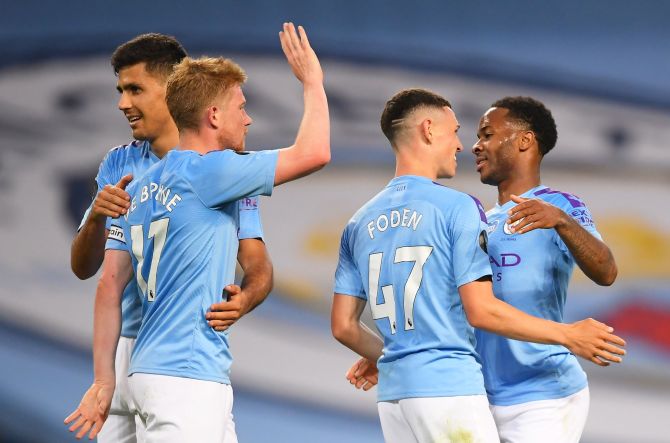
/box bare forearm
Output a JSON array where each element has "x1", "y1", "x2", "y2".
[
  {"x1": 474, "y1": 298, "x2": 568, "y2": 345},
  {"x1": 92, "y1": 250, "x2": 132, "y2": 383},
  {"x1": 274, "y1": 84, "x2": 330, "y2": 185},
  {"x1": 295, "y1": 83, "x2": 330, "y2": 167},
  {"x1": 462, "y1": 282, "x2": 568, "y2": 346},
  {"x1": 238, "y1": 262, "x2": 273, "y2": 314},
  {"x1": 71, "y1": 217, "x2": 107, "y2": 280},
  {"x1": 556, "y1": 217, "x2": 617, "y2": 286},
  {"x1": 92, "y1": 281, "x2": 121, "y2": 383},
  {"x1": 332, "y1": 295, "x2": 383, "y2": 361},
  {"x1": 333, "y1": 321, "x2": 384, "y2": 362}
]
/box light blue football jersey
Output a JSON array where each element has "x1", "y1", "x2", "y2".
[
  {"x1": 79, "y1": 141, "x2": 266, "y2": 338},
  {"x1": 106, "y1": 148, "x2": 278, "y2": 384},
  {"x1": 475, "y1": 185, "x2": 602, "y2": 406},
  {"x1": 334, "y1": 175, "x2": 492, "y2": 402}
]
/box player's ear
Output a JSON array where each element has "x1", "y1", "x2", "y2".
[
  {"x1": 206, "y1": 105, "x2": 219, "y2": 129},
  {"x1": 518, "y1": 130, "x2": 535, "y2": 152},
  {"x1": 420, "y1": 118, "x2": 433, "y2": 144}
]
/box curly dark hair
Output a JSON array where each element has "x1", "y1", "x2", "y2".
[
  {"x1": 111, "y1": 33, "x2": 187, "y2": 80},
  {"x1": 381, "y1": 88, "x2": 451, "y2": 144},
  {"x1": 491, "y1": 96, "x2": 557, "y2": 156}
]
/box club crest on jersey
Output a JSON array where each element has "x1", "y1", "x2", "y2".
[{"x1": 503, "y1": 220, "x2": 520, "y2": 235}]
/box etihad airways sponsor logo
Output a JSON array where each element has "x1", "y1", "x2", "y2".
[{"x1": 489, "y1": 253, "x2": 521, "y2": 268}]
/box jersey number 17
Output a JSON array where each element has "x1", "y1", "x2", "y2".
[{"x1": 130, "y1": 218, "x2": 170, "y2": 302}]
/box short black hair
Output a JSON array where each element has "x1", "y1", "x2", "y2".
[
  {"x1": 491, "y1": 96, "x2": 558, "y2": 156},
  {"x1": 111, "y1": 33, "x2": 187, "y2": 80},
  {"x1": 381, "y1": 88, "x2": 451, "y2": 144}
]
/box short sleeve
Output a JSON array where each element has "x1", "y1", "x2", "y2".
[
  {"x1": 333, "y1": 225, "x2": 366, "y2": 299},
  {"x1": 187, "y1": 150, "x2": 279, "y2": 209},
  {"x1": 451, "y1": 196, "x2": 493, "y2": 287},
  {"x1": 237, "y1": 197, "x2": 264, "y2": 240},
  {"x1": 554, "y1": 196, "x2": 603, "y2": 255}
]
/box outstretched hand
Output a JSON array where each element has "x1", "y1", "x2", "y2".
[
  {"x1": 346, "y1": 357, "x2": 379, "y2": 391},
  {"x1": 564, "y1": 318, "x2": 626, "y2": 366},
  {"x1": 64, "y1": 380, "x2": 114, "y2": 440},
  {"x1": 279, "y1": 22, "x2": 323, "y2": 87},
  {"x1": 507, "y1": 194, "x2": 569, "y2": 234}
]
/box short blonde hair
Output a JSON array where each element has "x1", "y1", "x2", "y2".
[{"x1": 166, "y1": 56, "x2": 247, "y2": 131}]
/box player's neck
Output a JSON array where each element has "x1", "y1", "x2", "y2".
[
  {"x1": 394, "y1": 151, "x2": 438, "y2": 181},
  {"x1": 394, "y1": 164, "x2": 437, "y2": 181},
  {"x1": 149, "y1": 124, "x2": 179, "y2": 159},
  {"x1": 497, "y1": 173, "x2": 541, "y2": 205},
  {"x1": 178, "y1": 130, "x2": 219, "y2": 155}
]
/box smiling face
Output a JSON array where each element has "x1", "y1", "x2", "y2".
[
  {"x1": 116, "y1": 62, "x2": 174, "y2": 142},
  {"x1": 472, "y1": 107, "x2": 521, "y2": 185},
  {"x1": 431, "y1": 106, "x2": 463, "y2": 179},
  {"x1": 212, "y1": 84, "x2": 253, "y2": 151}
]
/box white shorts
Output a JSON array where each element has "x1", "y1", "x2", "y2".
[
  {"x1": 378, "y1": 395, "x2": 499, "y2": 443},
  {"x1": 129, "y1": 373, "x2": 237, "y2": 443},
  {"x1": 490, "y1": 387, "x2": 590, "y2": 443},
  {"x1": 98, "y1": 336, "x2": 145, "y2": 443}
]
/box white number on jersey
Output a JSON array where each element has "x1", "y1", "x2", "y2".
[
  {"x1": 368, "y1": 246, "x2": 433, "y2": 334},
  {"x1": 130, "y1": 218, "x2": 170, "y2": 301}
]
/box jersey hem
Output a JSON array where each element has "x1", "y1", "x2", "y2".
[
  {"x1": 378, "y1": 387, "x2": 486, "y2": 402},
  {"x1": 129, "y1": 367, "x2": 231, "y2": 385},
  {"x1": 487, "y1": 380, "x2": 588, "y2": 406}
]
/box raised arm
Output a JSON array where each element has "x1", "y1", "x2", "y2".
[
  {"x1": 70, "y1": 175, "x2": 132, "y2": 279},
  {"x1": 460, "y1": 278, "x2": 626, "y2": 366},
  {"x1": 274, "y1": 23, "x2": 330, "y2": 186},
  {"x1": 207, "y1": 238, "x2": 274, "y2": 331},
  {"x1": 65, "y1": 249, "x2": 133, "y2": 439},
  {"x1": 507, "y1": 194, "x2": 617, "y2": 286}
]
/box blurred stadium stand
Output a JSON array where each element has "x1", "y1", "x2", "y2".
[{"x1": 1, "y1": 1, "x2": 668, "y2": 442}]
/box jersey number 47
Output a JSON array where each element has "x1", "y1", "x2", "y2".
[{"x1": 368, "y1": 246, "x2": 433, "y2": 334}]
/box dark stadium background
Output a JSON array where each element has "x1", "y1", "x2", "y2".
[{"x1": 1, "y1": 1, "x2": 668, "y2": 442}]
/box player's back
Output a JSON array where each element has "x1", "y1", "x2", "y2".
[
  {"x1": 120, "y1": 148, "x2": 277, "y2": 384},
  {"x1": 336, "y1": 175, "x2": 492, "y2": 401}
]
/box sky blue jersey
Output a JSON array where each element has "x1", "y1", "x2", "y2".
[
  {"x1": 475, "y1": 185, "x2": 602, "y2": 406},
  {"x1": 79, "y1": 141, "x2": 266, "y2": 338},
  {"x1": 105, "y1": 148, "x2": 278, "y2": 384},
  {"x1": 334, "y1": 176, "x2": 492, "y2": 402}
]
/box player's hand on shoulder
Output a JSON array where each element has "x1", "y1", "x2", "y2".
[
  {"x1": 279, "y1": 22, "x2": 323, "y2": 87},
  {"x1": 63, "y1": 380, "x2": 114, "y2": 440},
  {"x1": 346, "y1": 357, "x2": 379, "y2": 391},
  {"x1": 91, "y1": 174, "x2": 133, "y2": 219},
  {"x1": 564, "y1": 318, "x2": 626, "y2": 367},
  {"x1": 507, "y1": 194, "x2": 569, "y2": 234}
]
